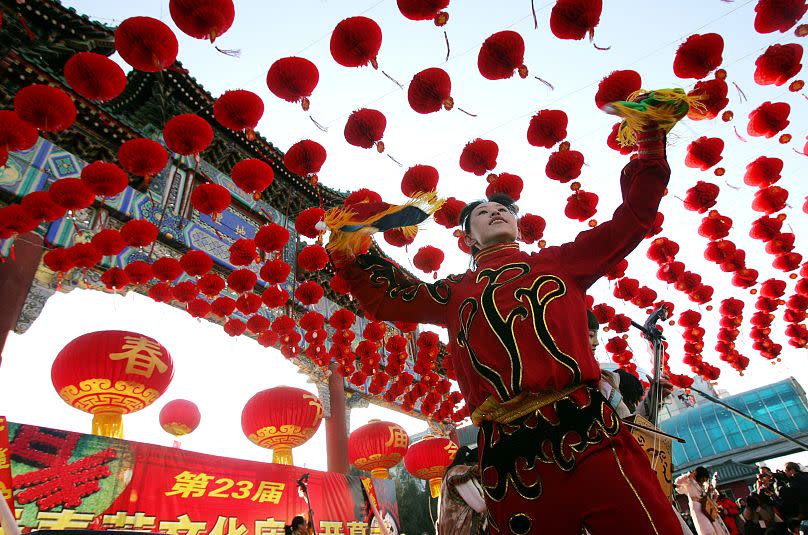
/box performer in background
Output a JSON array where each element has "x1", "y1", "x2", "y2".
[
  {"x1": 334, "y1": 119, "x2": 684, "y2": 534},
  {"x1": 436, "y1": 446, "x2": 487, "y2": 535},
  {"x1": 675, "y1": 467, "x2": 730, "y2": 535}
]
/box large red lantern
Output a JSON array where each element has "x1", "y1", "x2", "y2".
[
  {"x1": 349, "y1": 419, "x2": 411, "y2": 479},
  {"x1": 51, "y1": 331, "x2": 174, "y2": 438},
  {"x1": 403, "y1": 435, "x2": 458, "y2": 497},
  {"x1": 114, "y1": 16, "x2": 178, "y2": 72},
  {"x1": 241, "y1": 386, "x2": 323, "y2": 465},
  {"x1": 160, "y1": 399, "x2": 201, "y2": 437}
]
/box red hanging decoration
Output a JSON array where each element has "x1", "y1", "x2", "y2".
[
  {"x1": 160, "y1": 400, "x2": 201, "y2": 438},
  {"x1": 478, "y1": 30, "x2": 527, "y2": 80},
  {"x1": 191, "y1": 182, "x2": 231, "y2": 219},
  {"x1": 545, "y1": 149, "x2": 584, "y2": 183},
  {"x1": 401, "y1": 165, "x2": 439, "y2": 197},
  {"x1": 485, "y1": 172, "x2": 523, "y2": 201},
  {"x1": 227, "y1": 268, "x2": 257, "y2": 294},
  {"x1": 0, "y1": 205, "x2": 38, "y2": 239},
  {"x1": 246, "y1": 315, "x2": 270, "y2": 334},
  {"x1": 261, "y1": 286, "x2": 289, "y2": 308},
  {"x1": 518, "y1": 213, "x2": 546, "y2": 244},
  {"x1": 284, "y1": 140, "x2": 327, "y2": 184},
  {"x1": 120, "y1": 219, "x2": 158, "y2": 248},
  {"x1": 236, "y1": 292, "x2": 262, "y2": 315},
  {"x1": 408, "y1": 68, "x2": 453, "y2": 114},
  {"x1": 344, "y1": 188, "x2": 382, "y2": 206},
  {"x1": 595, "y1": 70, "x2": 642, "y2": 110},
  {"x1": 169, "y1": 0, "x2": 235, "y2": 42},
  {"x1": 744, "y1": 156, "x2": 783, "y2": 187},
  {"x1": 755, "y1": 43, "x2": 803, "y2": 86},
  {"x1": 687, "y1": 78, "x2": 729, "y2": 120},
  {"x1": 180, "y1": 250, "x2": 214, "y2": 277},
  {"x1": 297, "y1": 244, "x2": 329, "y2": 272},
  {"x1": 255, "y1": 223, "x2": 290, "y2": 253},
  {"x1": 266, "y1": 57, "x2": 319, "y2": 110},
  {"x1": 606, "y1": 123, "x2": 636, "y2": 155},
  {"x1": 685, "y1": 136, "x2": 724, "y2": 171},
  {"x1": 114, "y1": 17, "x2": 178, "y2": 72},
  {"x1": 229, "y1": 238, "x2": 258, "y2": 266},
  {"x1": 67, "y1": 243, "x2": 102, "y2": 269},
  {"x1": 197, "y1": 273, "x2": 225, "y2": 297},
  {"x1": 259, "y1": 258, "x2": 291, "y2": 284},
  {"x1": 330, "y1": 17, "x2": 383, "y2": 69},
  {"x1": 163, "y1": 114, "x2": 214, "y2": 156},
  {"x1": 22, "y1": 191, "x2": 66, "y2": 222},
  {"x1": 397, "y1": 0, "x2": 450, "y2": 25},
  {"x1": 171, "y1": 281, "x2": 198, "y2": 303},
  {"x1": 384, "y1": 227, "x2": 417, "y2": 247},
  {"x1": 152, "y1": 257, "x2": 183, "y2": 282},
  {"x1": 564, "y1": 189, "x2": 598, "y2": 221},
  {"x1": 124, "y1": 261, "x2": 154, "y2": 285},
  {"x1": 673, "y1": 33, "x2": 725, "y2": 79},
  {"x1": 0, "y1": 110, "x2": 37, "y2": 167},
  {"x1": 683, "y1": 181, "x2": 720, "y2": 213},
  {"x1": 231, "y1": 159, "x2": 274, "y2": 199},
  {"x1": 63, "y1": 52, "x2": 127, "y2": 102},
  {"x1": 294, "y1": 207, "x2": 326, "y2": 239},
  {"x1": 43, "y1": 248, "x2": 76, "y2": 273},
  {"x1": 459, "y1": 138, "x2": 498, "y2": 175},
  {"x1": 80, "y1": 161, "x2": 129, "y2": 198},
  {"x1": 344, "y1": 108, "x2": 386, "y2": 151},
  {"x1": 754, "y1": 0, "x2": 808, "y2": 33},
  {"x1": 527, "y1": 109, "x2": 569, "y2": 150},
  {"x1": 117, "y1": 138, "x2": 169, "y2": 184},
  {"x1": 48, "y1": 178, "x2": 95, "y2": 211},
  {"x1": 223, "y1": 318, "x2": 247, "y2": 337},
  {"x1": 14, "y1": 84, "x2": 76, "y2": 132},
  {"x1": 214, "y1": 90, "x2": 264, "y2": 138},
  {"x1": 751, "y1": 186, "x2": 789, "y2": 214},
  {"x1": 211, "y1": 296, "x2": 237, "y2": 317},
  {"x1": 747, "y1": 101, "x2": 790, "y2": 138},
  {"x1": 295, "y1": 281, "x2": 325, "y2": 306},
  {"x1": 549, "y1": 0, "x2": 603, "y2": 41},
  {"x1": 433, "y1": 197, "x2": 466, "y2": 229},
  {"x1": 413, "y1": 245, "x2": 444, "y2": 275}
]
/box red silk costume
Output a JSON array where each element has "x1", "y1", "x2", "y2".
[{"x1": 338, "y1": 130, "x2": 682, "y2": 534}]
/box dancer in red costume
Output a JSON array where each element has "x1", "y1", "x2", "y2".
[{"x1": 333, "y1": 127, "x2": 681, "y2": 534}]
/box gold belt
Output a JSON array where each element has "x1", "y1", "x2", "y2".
[{"x1": 471, "y1": 384, "x2": 584, "y2": 425}]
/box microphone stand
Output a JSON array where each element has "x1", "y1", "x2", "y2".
[{"x1": 629, "y1": 305, "x2": 669, "y2": 426}]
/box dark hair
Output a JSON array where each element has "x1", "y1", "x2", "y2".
[
  {"x1": 587, "y1": 309, "x2": 600, "y2": 331},
  {"x1": 615, "y1": 369, "x2": 644, "y2": 412},
  {"x1": 449, "y1": 446, "x2": 478, "y2": 468},
  {"x1": 284, "y1": 516, "x2": 306, "y2": 535},
  {"x1": 694, "y1": 466, "x2": 710, "y2": 484},
  {"x1": 458, "y1": 193, "x2": 518, "y2": 254},
  {"x1": 786, "y1": 462, "x2": 802, "y2": 473}
]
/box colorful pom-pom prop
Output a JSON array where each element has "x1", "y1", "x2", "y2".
[{"x1": 602, "y1": 88, "x2": 706, "y2": 147}]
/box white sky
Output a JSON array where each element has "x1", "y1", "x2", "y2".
[{"x1": 1, "y1": 0, "x2": 807, "y2": 471}]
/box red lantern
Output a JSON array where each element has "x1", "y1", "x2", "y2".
[
  {"x1": 246, "y1": 314, "x2": 271, "y2": 334},
  {"x1": 229, "y1": 238, "x2": 258, "y2": 266},
  {"x1": 606, "y1": 122, "x2": 636, "y2": 154},
  {"x1": 14, "y1": 84, "x2": 77, "y2": 132},
  {"x1": 433, "y1": 197, "x2": 465, "y2": 229},
  {"x1": 80, "y1": 161, "x2": 129, "y2": 198},
  {"x1": 169, "y1": 0, "x2": 234, "y2": 42},
  {"x1": 330, "y1": 17, "x2": 383, "y2": 69},
  {"x1": 384, "y1": 227, "x2": 417, "y2": 247},
  {"x1": 546, "y1": 149, "x2": 584, "y2": 183},
  {"x1": 43, "y1": 247, "x2": 75, "y2": 273},
  {"x1": 486, "y1": 172, "x2": 523, "y2": 201},
  {"x1": 413, "y1": 246, "x2": 444, "y2": 275},
  {"x1": 564, "y1": 189, "x2": 599, "y2": 221},
  {"x1": 755, "y1": 44, "x2": 803, "y2": 86},
  {"x1": 120, "y1": 219, "x2": 159, "y2": 247},
  {"x1": 260, "y1": 258, "x2": 291, "y2": 284},
  {"x1": 266, "y1": 57, "x2": 319, "y2": 110},
  {"x1": 683, "y1": 181, "x2": 720, "y2": 213},
  {"x1": 518, "y1": 213, "x2": 546, "y2": 244},
  {"x1": 549, "y1": 0, "x2": 603, "y2": 41},
  {"x1": 22, "y1": 191, "x2": 66, "y2": 222},
  {"x1": 685, "y1": 136, "x2": 724, "y2": 171},
  {"x1": 191, "y1": 182, "x2": 231, "y2": 219},
  {"x1": 52, "y1": 330, "x2": 173, "y2": 438},
  {"x1": 115, "y1": 17, "x2": 178, "y2": 72},
  {"x1": 172, "y1": 281, "x2": 199, "y2": 303},
  {"x1": 227, "y1": 268, "x2": 257, "y2": 294},
  {"x1": 595, "y1": 70, "x2": 642, "y2": 110},
  {"x1": 673, "y1": 33, "x2": 724, "y2": 79},
  {"x1": 197, "y1": 273, "x2": 225, "y2": 297},
  {"x1": 261, "y1": 286, "x2": 289, "y2": 308},
  {"x1": 297, "y1": 244, "x2": 329, "y2": 272},
  {"x1": 349, "y1": 420, "x2": 410, "y2": 479},
  {"x1": 124, "y1": 261, "x2": 154, "y2": 285},
  {"x1": 231, "y1": 159, "x2": 274, "y2": 199},
  {"x1": 403, "y1": 435, "x2": 458, "y2": 497},
  {"x1": 152, "y1": 256, "x2": 183, "y2": 282},
  {"x1": 241, "y1": 386, "x2": 324, "y2": 465},
  {"x1": 344, "y1": 108, "x2": 386, "y2": 151},
  {"x1": 180, "y1": 250, "x2": 214, "y2": 277},
  {"x1": 345, "y1": 188, "x2": 382, "y2": 206},
  {"x1": 163, "y1": 114, "x2": 214, "y2": 156},
  {"x1": 459, "y1": 138, "x2": 498, "y2": 175},
  {"x1": 118, "y1": 138, "x2": 169, "y2": 184},
  {"x1": 63, "y1": 52, "x2": 127, "y2": 102},
  {"x1": 223, "y1": 318, "x2": 247, "y2": 337},
  {"x1": 745, "y1": 156, "x2": 783, "y2": 187},
  {"x1": 101, "y1": 267, "x2": 130, "y2": 291},
  {"x1": 48, "y1": 178, "x2": 95, "y2": 211},
  {"x1": 294, "y1": 207, "x2": 326, "y2": 239},
  {"x1": 401, "y1": 165, "x2": 439, "y2": 197},
  {"x1": 478, "y1": 31, "x2": 527, "y2": 80},
  {"x1": 408, "y1": 68, "x2": 453, "y2": 114},
  {"x1": 295, "y1": 280, "x2": 324, "y2": 306},
  {"x1": 255, "y1": 223, "x2": 290, "y2": 253},
  {"x1": 0, "y1": 110, "x2": 38, "y2": 167},
  {"x1": 397, "y1": 0, "x2": 449, "y2": 25},
  {"x1": 752, "y1": 186, "x2": 789, "y2": 214},
  {"x1": 527, "y1": 109, "x2": 568, "y2": 148},
  {"x1": 687, "y1": 78, "x2": 729, "y2": 120},
  {"x1": 214, "y1": 90, "x2": 264, "y2": 138},
  {"x1": 754, "y1": 0, "x2": 807, "y2": 33},
  {"x1": 67, "y1": 243, "x2": 102, "y2": 269},
  {"x1": 747, "y1": 101, "x2": 790, "y2": 138},
  {"x1": 210, "y1": 296, "x2": 237, "y2": 317},
  {"x1": 284, "y1": 140, "x2": 327, "y2": 184},
  {"x1": 160, "y1": 399, "x2": 201, "y2": 438}
]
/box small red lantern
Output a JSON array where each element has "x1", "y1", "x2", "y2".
[
  {"x1": 595, "y1": 70, "x2": 642, "y2": 110},
  {"x1": 349, "y1": 420, "x2": 410, "y2": 479},
  {"x1": 397, "y1": 0, "x2": 449, "y2": 25},
  {"x1": 754, "y1": 0, "x2": 807, "y2": 34},
  {"x1": 518, "y1": 213, "x2": 546, "y2": 244},
  {"x1": 255, "y1": 223, "x2": 290, "y2": 253},
  {"x1": 433, "y1": 197, "x2": 465, "y2": 229},
  {"x1": 330, "y1": 17, "x2": 383, "y2": 69},
  {"x1": 14, "y1": 84, "x2": 77, "y2": 133},
  {"x1": 549, "y1": 0, "x2": 603, "y2": 41},
  {"x1": 754, "y1": 43, "x2": 803, "y2": 86},
  {"x1": 241, "y1": 386, "x2": 324, "y2": 465},
  {"x1": 120, "y1": 219, "x2": 159, "y2": 248},
  {"x1": 687, "y1": 78, "x2": 729, "y2": 120},
  {"x1": 64, "y1": 52, "x2": 127, "y2": 102},
  {"x1": 401, "y1": 164, "x2": 439, "y2": 197},
  {"x1": 344, "y1": 108, "x2": 387, "y2": 152},
  {"x1": 115, "y1": 17, "x2": 178, "y2": 72},
  {"x1": 747, "y1": 101, "x2": 790, "y2": 138},
  {"x1": 546, "y1": 149, "x2": 584, "y2": 183},
  {"x1": 0, "y1": 110, "x2": 38, "y2": 167},
  {"x1": 294, "y1": 207, "x2": 326, "y2": 239},
  {"x1": 118, "y1": 138, "x2": 169, "y2": 185},
  {"x1": 48, "y1": 178, "x2": 95, "y2": 211},
  {"x1": 459, "y1": 138, "x2": 498, "y2": 175},
  {"x1": 685, "y1": 136, "x2": 724, "y2": 171},
  {"x1": 80, "y1": 161, "x2": 129, "y2": 198},
  {"x1": 214, "y1": 90, "x2": 264, "y2": 138},
  {"x1": 413, "y1": 245, "x2": 444, "y2": 275},
  {"x1": 527, "y1": 109, "x2": 568, "y2": 148},
  {"x1": 408, "y1": 68, "x2": 453, "y2": 114},
  {"x1": 191, "y1": 182, "x2": 231, "y2": 219},
  {"x1": 52, "y1": 330, "x2": 173, "y2": 438},
  {"x1": 284, "y1": 140, "x2": 327, "y2": 184},
  {"x1": 478, "y1": 31, "x2": 527, "y2": 80},
  {"x1": 403, "y1": 435, "x2": 458, "y2": 497},
  {"x1": 169, "y1": 0, "x2": 235, "y2": 42},
  {"x1": 673, "y1": 33, "x2": 724, "y2": 79},
  {"x1": 160, "y1": 399, "x2": 201, "y2": 437},
  {"x1": 231, "y1": 159, "x2": 274, "y2": 199},
  {"x1": 164, "y1": 114, "x2": 214, "y2": 156},
  {"x1": 266, "y1": 57, "x2": 320, "y2": 110},
  {"x1": 180, "y1": 250, "x2": 214, "y2": 277},
  {"x1": 486, "y1": 172, "x2": 523, "y2": 201}
]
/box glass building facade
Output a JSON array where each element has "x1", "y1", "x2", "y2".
[{"x1": 660, "y1": 378, "x2": 808, "y2": 469}]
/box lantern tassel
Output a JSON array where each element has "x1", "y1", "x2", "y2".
[
  {"x1": 309, "y1": 115, "x2": 328, "y2": 132},
  {"x1": 381, "y1": 70, "x2": 404, "y2": 89},
  {"x1": 215, "y1": 46, "x2": 242, "y2": 57},
  {"x1": 272, "y1": 446, "x2": 293, "y2": 465},
  {"x1": 92, "y1": 413, "x2": 124, "y2": 439},
  {"x1": 531, "y1": 0, "x2": 538, "y2": 29},
  {"x1": 444, "y1": 30, "x2": 451, "y2": 61}
]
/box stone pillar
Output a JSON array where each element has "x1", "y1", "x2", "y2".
[
  {"x1": 325, "y1": 363, "x2": 349, "y2": 474},
  {"x1": 0, "y1": 232, "x2": 43, "y2": 359}
]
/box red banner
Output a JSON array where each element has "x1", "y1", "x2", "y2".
[
  {"x1": 0, "y1": 417, "x2": 13, "y2": 512},
  {"x1": 7, "y1": 423, "x2": 399, "y2": 534}
]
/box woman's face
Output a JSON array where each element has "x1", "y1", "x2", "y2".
[{"x1": 465, "y1": 201, "x2": 518, "y2": 251}]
